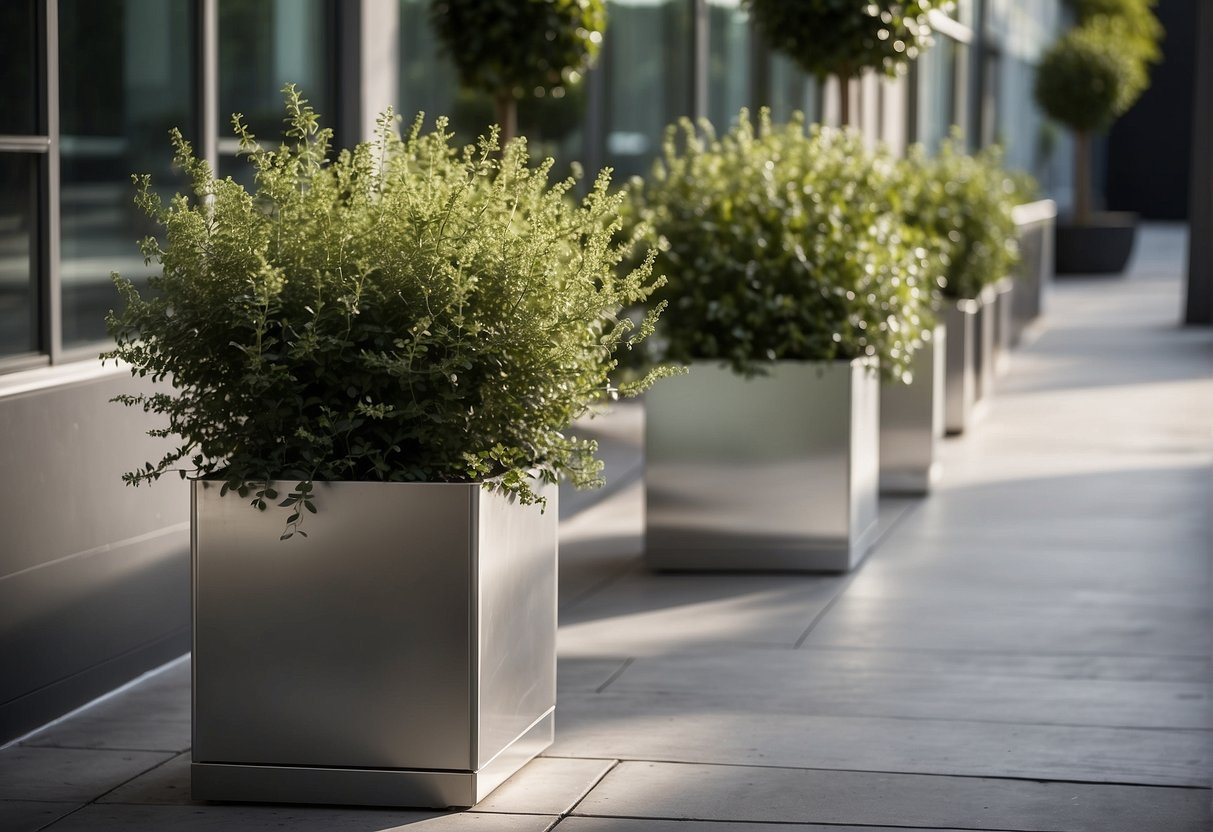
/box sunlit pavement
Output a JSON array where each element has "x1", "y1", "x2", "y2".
[{"x1": 3, "y1": 224, "x2": 1209, "y2": 831}]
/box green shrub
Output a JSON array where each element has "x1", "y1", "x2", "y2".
[
  {"x1": 899, "y1": 134, "x2": 1020, "y2": 301},
  {"x1": 629, "y1": 109, "x2": 935, "y2": 382},
  {"x1": 104, "y1": 87, "x2": 670, "y2": 536}
]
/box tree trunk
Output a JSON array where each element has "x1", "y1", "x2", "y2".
[
  {"x1": 495, "y1": 91, "x2": 517, "y2": 146},
  {"x1": 1074, "y1": 130, "x2": 1093, "y2": 225},
  {"x1": 838, "y1": 72, "x2": 852, "y2": 128}
]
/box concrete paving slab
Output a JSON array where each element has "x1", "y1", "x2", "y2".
[
  {"x1": 40, "y1": 804, "x2": 556, "y2": 831},
  {"x1": 21, "y1": 713, "x2": 191, "y2": 753},
  {"x1": 804, "y1": 594, "x2": 1211, "y2": 657},
  {"x1": 595, "y1": 647, "x2": 1211, "y2": 729},
  {"x1": 574, "y1": 760, "x2": 1211, "y2": 830},
  {"x1": 0, "y1": 800, "x2": 81, "y2": 832},
  {"x1": 99, "y1": 752, "x2": 192, "y2": 804},
  {"x1": 0, "y1": 746, "x2": 174, "y2": 802},
  {"x1": 555, "y1": 820, "x2": 967, "y2": 832},
  {"x1": 550, "y1": 694, "x2": 1211, "y2": 787},
  {"x1": 476, "y1": 757, "x2": 615, "y2": 815},
  {"x1": 558, "y1": 571, "x2": 844, "y2": 656}
]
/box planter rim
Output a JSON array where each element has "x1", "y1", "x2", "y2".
[{"x1": 1011, "y1": 198, "x2": 1057, "y2": 226}]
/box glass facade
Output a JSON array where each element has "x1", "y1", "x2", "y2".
[
  {"x1": 0, "y1": 155, "x2": 38, "y2": 359},
  {"x1": 0, "y1": 0, "x2": 40, "y2": 136},
  {"x1": 218, "y1": 0, "x2": 334, "y2": 177},
  {"x1": 601, "y1": 0, "x2": 694, "y2": 180},
  {"x1": 59, "y1": 0, "x2": 195, "y2": 347},
  {"x1": 706, "y1": 0, "x2": 749, "y2": 131},
  {"x1": 3, "y1": 0, "x2": 1064, "y2": 374}
]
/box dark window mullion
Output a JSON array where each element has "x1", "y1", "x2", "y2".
[{"x1": 42, "y1": 0, "x2": 62, "y2": 363}]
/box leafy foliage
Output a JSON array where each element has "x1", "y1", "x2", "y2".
[
  {"x1": 104, "y1": 86, "x2": 671, "y2": 532},
  {"x1": 898, "y1": 134, "x2": 1021, "y2": 301},
  {"x1": 743, "y1": 0, "x2": 944, "y2": 81},
  {"x1": 1034, "y1": 24, "x2": 1142, "y2": 133},
  {"x1": 629, "y1": 109, "x2": 935, "y2": 382},
  {"x1": 430, "y1": 0, "x2": 606, "y2": 99},
  {"x1": 1073, "y1": 0, "x2": 1162, "y2": 65}
]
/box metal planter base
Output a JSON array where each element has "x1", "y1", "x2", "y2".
[
  {"x1": 192, "y1": 712, "x2": 553, "y2": 808},
  {"x1": 992, "y1": 277, "x2": 1014, "y2": 377},
  {"x1": 190, "y1": 480, "x2": 558, "y2": 809},
  {"x1": 644, "y1": 359, "x2": 880, "y2": 573},
  {"x1": 880, "y1": 324, "x2": 945, "y2": 495}
]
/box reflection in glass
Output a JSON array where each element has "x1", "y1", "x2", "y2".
[
  {"x1": 399, "y1": 0, "x2": 586, "y2": 172},
  {"x1": 0, "y1": 0, "x2": 39, "y2": 136},
  {"x1": 59, "y1": 0, "x2": 195, "y2": 347},
  {"x1": 915, "y1": 35, "x2": 957, "y2": 152},
  {"x1": 707, "y1": 0, "x2": 749, "y2": 131},
  {"x1": 0, "y1": 155, "x2": 37, "y2": 358},
  {"x1": 602, "y1": 0, "x2": 693, "y2": 180},
  {"x1": 769, "y1": 54, "x2": 819, "y2": 125},
  {"x1": 218, "y1": 0, "x2": 334, "y2": 178}
]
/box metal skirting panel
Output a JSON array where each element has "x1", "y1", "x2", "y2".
[
  {"x1": 192, "y1": 710, "x2": 554, "y2": 809},
  {"x1": 0, "y1": 369, "x2": 191, "y2": 745},
  {"x1": 944, "y1": 299, "x2": 978, "y2": 435},
  {"x1": 644, "y1": 360, "x2": 880, "y2": 573},
  {"x1": 880, "y1": 324, "x2": 945, "y2": 495},
  {"x1": 191, "y1": 480, "x2": 556, "y2": 805}
]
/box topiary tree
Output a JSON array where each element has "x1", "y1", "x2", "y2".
[
  {"x1": 743, "y1": 0, "x2": 942, "y2": 126},
  {"x1": 1034, "y1": 19, "x2": 1154, "y2": 223},
  {"x1": 429, "y1": 0, "x2": 606, "y2": 143}
]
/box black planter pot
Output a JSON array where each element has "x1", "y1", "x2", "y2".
[{"x1": 1054, "y1": 213, "x2": 1138, "y2": 276}]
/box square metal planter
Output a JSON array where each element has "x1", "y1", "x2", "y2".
[
  {"x1": 190, "y1": 480, "x2": 557, "y2": 809},
  {"x1": 880, "y1": 324, "x2": 945, "y2": 495},
  {"x1": 943, "y1": 298, "x2": 980, "y2": 435},
  {"x1": 973, "y1": 285, "x2": 999, "y2": 403},
  {"x1": 644, "y1": 359, "x2": 880, "y2": 573},
  {"x1": 992, "y1": 277, "x2": 1014, "y2": 377},
  {"x1": 1011, "y1": 199, "x2": 1057, "y2": 343}
]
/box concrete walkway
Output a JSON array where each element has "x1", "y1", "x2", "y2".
[{"x1": 2, "y1": 224, "x2": 1210, "y2": 831}]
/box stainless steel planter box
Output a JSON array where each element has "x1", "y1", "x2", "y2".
[
  {"x1": 1011, "y1": 199, "x2": 1057, "y2": 343},
  {"x1": 645, "y1": 359, "x2": 880, "y2": 573},
  {"x1": 992, "y1": 277, "x2": 1014, "y2": 377},
  {"x1": 191, "y1": 481, "x2": 557, "y2": 809},
  {"x1": 943, "y1": 298, "x2": 979, "y2": 435},
  {"x1": 973, "y1": 285, "x2": 998, "y2": 403},
  {"x1": 880, "y1": 324, "x2": 945, "y2": 495}
]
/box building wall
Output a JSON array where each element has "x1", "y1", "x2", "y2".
[{"x1": 0, "y1": 369, "x2": 189, "y2": 743}]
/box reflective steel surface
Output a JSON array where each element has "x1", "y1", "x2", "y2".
[
  {"x1": 944, "y1": 299, "x2": 979, "y2": 435},
  {"x1": 191, "y1": 480, "x2": 556, "y2": 807},
  {"x1": 645, "y1": 360, "x2": 880, "y2": 572},
  {"x1": 880, "y1": 324, "x2": 945, "y2": 494},
  {"x1": 974, "y1": 286, "x2": 999, "y2": 402},
  {"x1": 993, "y1": 277, "x2": 1015, "y2": 377},
  {"x1": 1011, "y1": 199, "x2": 1057, "y2": 342}
]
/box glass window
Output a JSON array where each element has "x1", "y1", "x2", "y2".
[
  {"x1": 915, "y1": 34, "x2": 958, "y2": 151},
  {"x1": 769, "y1": 53, "x2": 819, "y2": 125},
  {"x1": 602, "y1": 0, "x2": 694, "y2": 180},
  {"x1": 401, "y1": 0, "x2": 587, "y2": 172},
  {"x1": 59, "y1": 0, "x2": 196, "y2": 347},
  {"x1": 0, "y1": 0, "x2": 39, "y2": 136},
  {"x1": 707, "y1": 0, "x2": 750, "y2": 131},
  {"x1": 218, "y1": 0, "x2": 335, "y2": 177},
  {"x1": 0, "y1": 155, "x2": 38, "y2": 358}
]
